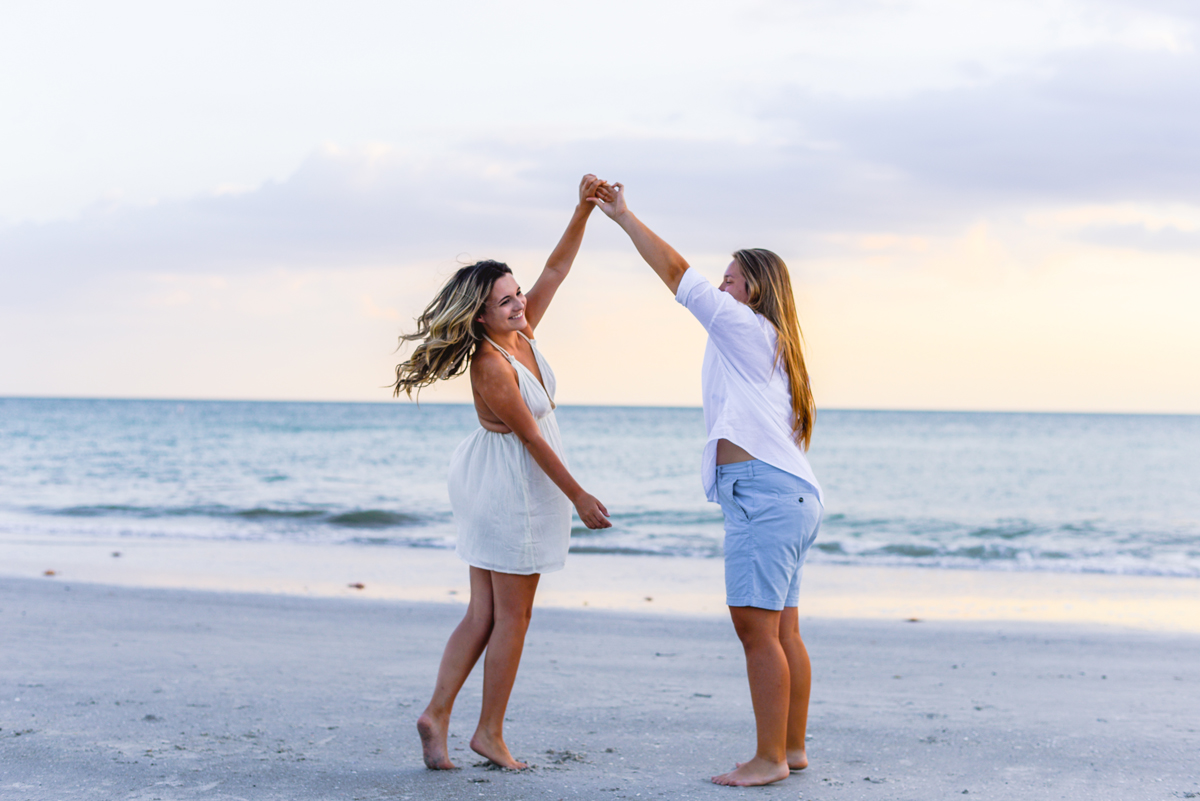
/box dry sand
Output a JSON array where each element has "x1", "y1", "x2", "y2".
[{"x1": 2, "y1": 559, "x2": 1199, "y2": 800}]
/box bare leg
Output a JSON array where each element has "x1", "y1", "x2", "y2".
[
  {"x1": 778, "y1": 607, "x2": 811, "y2": 770},
  {"x1": 417, "y1": 567, "x2": 496, "y2": 770},
  {"x1": 712, "y1": 606, "x2": 791, "y2": 787},
  {"x1": 734, "y1": 607, "x2": 812, "y2": 771},
  {"x1": 470, "y1": 571, "x2": 540, "y2": 770}
]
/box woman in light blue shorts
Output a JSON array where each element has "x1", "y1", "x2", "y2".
[{"x1": 591, "y1": 182, "x2": 824, "y2": 787}]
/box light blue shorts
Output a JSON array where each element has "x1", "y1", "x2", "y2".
[{"x1": 717, "y1": 459, "x2": 822, "y2": 611}]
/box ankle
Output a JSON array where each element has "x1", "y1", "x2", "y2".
[
  {"x1": 421, "y1": 705, "x2": 449, "y2": 722},
  {"x1": 473, "y1": 724, "x2": 503, "y2": 741}
]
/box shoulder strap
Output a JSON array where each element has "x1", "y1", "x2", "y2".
[{"x1": 481, "y1": 335, "x2": 514, "y2": 361}]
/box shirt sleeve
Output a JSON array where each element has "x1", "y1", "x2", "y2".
[{"x1": 674, "y1": 267, "x2": 775, "y2": 383}]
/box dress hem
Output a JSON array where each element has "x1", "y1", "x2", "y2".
[{"x1": 455, "y1": 551, "x2": 567, "y2": 576}]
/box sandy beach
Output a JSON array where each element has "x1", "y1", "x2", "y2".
[{"x1": 2, "y1": 538, "x2": 1200, "y2": 800}]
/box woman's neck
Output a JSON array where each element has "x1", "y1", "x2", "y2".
[{"x1": 483, "y1": 328, "x2": 522, "y2": 352}]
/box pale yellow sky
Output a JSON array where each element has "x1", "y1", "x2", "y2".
[{"x1": 13, "y1": 217, "x2": 1192, "y2": 413}]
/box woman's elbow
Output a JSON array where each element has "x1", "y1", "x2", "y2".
[{"x1": 515, "y1": 429, "x2": 543, "y2": 451}]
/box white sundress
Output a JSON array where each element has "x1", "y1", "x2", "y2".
[{"x1": 447, "y1": 332, "x2": 573, "y2": 575}]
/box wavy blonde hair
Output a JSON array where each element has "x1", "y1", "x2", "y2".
[
  {"x1": 392, "y1": 260, "x2": 512, "y2": 398},
  {"x1": 733, "y1": 248, "x2": 816, "y2": 450}
]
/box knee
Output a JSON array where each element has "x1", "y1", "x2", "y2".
[
  {"x1": 740, "y1": 635, "x2": 780, "y2": 656},
  {"x1": 778, "y1": 627, "x2": 803, "y2": 649},
  {"x1": 733, "y1": 623, "x2": 780, "y2": 653},
  {"x1": 494, "y1": 605, "x2": 533, "y2": 632},
  {"x1": 515, "y1": 606, "x2": 534, "y2": 631},
  {"x1": 465, "y1": 605, "x2": 496, "y2": 634}
]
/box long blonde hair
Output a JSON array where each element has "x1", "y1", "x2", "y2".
[
  {"x1": 392, "y1": 260, "x2": 512, "y2": 398},
  {"x1": 733, "y1": 248, "x2": 816, "y2": 450}
]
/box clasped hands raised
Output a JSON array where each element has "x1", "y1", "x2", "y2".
[{"x1": 578, "y1": 174, "x2": 627, "y2": 219}]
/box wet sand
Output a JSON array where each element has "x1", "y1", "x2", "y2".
[
  {"x1": 2, "y1": 563, "x2": 1199, "y2": 800},
  {"x1": 5, "y1": 534, "x2": 1200, "y2": 632}
]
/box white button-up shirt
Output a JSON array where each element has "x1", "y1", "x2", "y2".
[{"x1": 674, "y1": 266, "x2": 823, "y2": 505}]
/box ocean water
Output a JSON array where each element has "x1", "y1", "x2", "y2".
[{"x1": 1, "y1": 398, "x2": 1198, "y2": 577}]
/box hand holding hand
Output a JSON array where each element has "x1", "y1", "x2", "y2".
[
  {"x1": 573, "y1": 491, "x2": 612, "y2": 529},
  {"x1": 587, "y1": 181, "x2": 626, "y2": 220}
]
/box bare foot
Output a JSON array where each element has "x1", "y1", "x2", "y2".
[
  {"x1": 737, "y1": 750, "x2": 807, "y2": 771},
  {"x1": 469, "y1": 729, "x2": 527, "y2": 770},
  {"x1": 417, "y1": 712, "x2": 456, "y2": 770},
  {"x1": 712, "y1": 756, "x2": 790, "y2": 786}
]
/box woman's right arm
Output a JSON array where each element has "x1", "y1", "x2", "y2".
[
  {"x1": 591, "y1": 182, "x2": 774, "y2": 383},
  {"x1": 589, "y1": 183, "x2": 689, "y2": 294},
  {"x1": 471, "y1": 353, "x2": 612, "y2": 529}
]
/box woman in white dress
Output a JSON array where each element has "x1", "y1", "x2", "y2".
[
  {"x1": 394, "y1": 175, "x2": 612, "y2": 771},
  {"x1": 591, "y1": 182, "x2": 823, "y2": 787}
]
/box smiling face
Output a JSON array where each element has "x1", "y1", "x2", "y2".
[
  {"x1": 719, "y1": 259, "x2": 750, "y2": 304},
  {"x1": 476, "y1": 273, "x2": 527, "y2": 335}
]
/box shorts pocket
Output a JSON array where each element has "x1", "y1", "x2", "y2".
[{"x1": 718, "y1": 473, "x2": 750, "y2": 522}]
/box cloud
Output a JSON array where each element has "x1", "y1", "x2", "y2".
[
  {"x1": 781, "y1": 44, "x2": 1200, "y2": 205},
  {"x1": 2, "y1": 145, "x2": 559, "y2": 271},
  {"x1": 0, "y1": 144, "x2": 577, "y2": 308},
  {"x1": 1077, "y1": 223, "x2": 1200, "y2": 252},
  {"x1": 1024, "y1": 201, "x2": 1200, "y2": 252},
  {"x1": 0, "y1": 137, "x2": 896, "y2": 307},
  {"x1": 0, "y1": 133, "x2": 966, "y2": 301},
  {"x1": 6, "y1": 34, "x2": 1200, "y2": 313}
]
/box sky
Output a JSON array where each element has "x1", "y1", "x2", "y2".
[{"x1": 2, "y1": 0, "x2": 1198, "y2": 412}]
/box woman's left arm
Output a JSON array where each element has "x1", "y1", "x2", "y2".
[{"x1": 523, "y1": 174, "x2": 603, "y2": 331}]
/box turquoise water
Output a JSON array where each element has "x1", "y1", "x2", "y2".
[{"x1": 1, "y1": 398, "x2": 1198, "y2": 576}]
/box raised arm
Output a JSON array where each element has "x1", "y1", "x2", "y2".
[
  {"x1": 522, "y1": 174, "x2": 604, "y2": 331},
  {"x1": 589, "y1": 183, "x2": 690, "y2": 293},
  {"x1": 470, "y1": 351, "x2": 611, "y2": 529}
]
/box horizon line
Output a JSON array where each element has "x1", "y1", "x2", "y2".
[{"x1": 2, "y1": 395, "x2": 1197, "y2": 418}]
